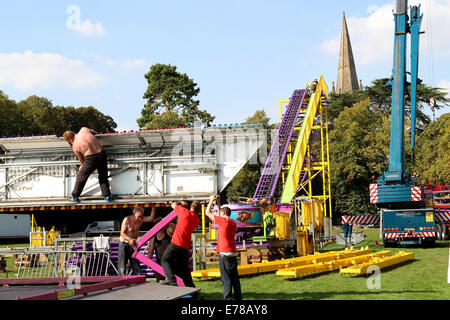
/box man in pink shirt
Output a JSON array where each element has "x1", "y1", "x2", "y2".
[{"x1": 205, "y1": 195, "x2": 242, "y2": 300}]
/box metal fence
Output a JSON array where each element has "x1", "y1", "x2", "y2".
[{"x1": 15, "y1": 249, "x2": 117, "y2": 279}]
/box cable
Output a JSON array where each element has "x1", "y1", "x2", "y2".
[
  {"x1": 426, "y1": 0, "x2": 437, "y2": 189},
  {"x1": 426, "y1": 0, "x2": 435, "y2": 88}
]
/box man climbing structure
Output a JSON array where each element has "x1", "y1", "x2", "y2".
[{"x1": 63, "y1": 127, "x2": 111, "y2": 203}]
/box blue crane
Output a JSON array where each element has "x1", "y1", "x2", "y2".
[
  {"x1": 373, "y1": 0, "x2": 423, "y2": 207},
  {"x1": 370, "y1": 0, "x2": 436, "y2": 247}
]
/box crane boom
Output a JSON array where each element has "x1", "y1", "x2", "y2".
[{"x1": 372, "y1": 0, "x2": 424, "y2": 208}]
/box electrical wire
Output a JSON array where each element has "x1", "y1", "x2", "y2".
[{"x1": 425, "y1": 0, "x2": 437, "y2": 188}]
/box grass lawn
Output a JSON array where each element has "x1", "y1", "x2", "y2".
[
  {"x1": 193, "y1": 229, "x2": 450, "y2": 300},
  {"x1": 1, "y1": 230, "x2": 448, "y2": 300}
]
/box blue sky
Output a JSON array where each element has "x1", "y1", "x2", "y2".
[{"x1": 0, "y1": 0, "x2": 448, "y2": 131}]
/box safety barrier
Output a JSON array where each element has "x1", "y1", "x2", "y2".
[{"x1": 14, "y1": 249, "x2": 117, "y2": 278}]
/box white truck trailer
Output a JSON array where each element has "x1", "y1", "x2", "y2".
[{"x1": 0, "y1": 125, "x2": 265, "y2": 231}]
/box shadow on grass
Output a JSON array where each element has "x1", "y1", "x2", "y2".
[
  {"x1": 241, "y1": 289, "x2": 438, "y2": 300},
  {"x1": 199, "y1": 289, "x2": 437, "y2": 301}
]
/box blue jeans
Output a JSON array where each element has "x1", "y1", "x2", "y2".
[
  {"x1": 343, "y1": 224, "x2": 352, "y2": 238},
  {"x1": 118, "y1": 242, "x2": 141, "y2": 276},
  {"x1": 219, "y1": 255, "x2": 242, "y2": 300}
]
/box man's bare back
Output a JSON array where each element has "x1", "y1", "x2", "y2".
[{"x1": 72, "y1": 127, "x2": 103, "y2": 157}]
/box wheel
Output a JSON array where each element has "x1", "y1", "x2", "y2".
[
  {"x1": 441, "y1": 224, "x2": 448, "y2": 241},
  {"x1": 436, "y1": 224, "x2": 442, "y2": 241}
]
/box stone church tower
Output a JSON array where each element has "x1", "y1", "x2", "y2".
[{"x1": 335, "y1": 11, "x2": 359, "y2": 94}]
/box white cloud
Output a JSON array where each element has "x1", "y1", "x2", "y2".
[
  {"x1": 83, "y1": 53, "x2": 149, "y2": 69},
  {"x1": 321, "y1": 0, "x2": 450, "y2": 64},
  {"x1": 123, "y1": 59, "x2": 149, "y2": 69},
  {"x1": 321, "y1": 3, "x2": 394, "y2": 65},
  {"x1": 438, "y1": 80, "x2": 450, "y2": 98},
  {"x1": 73, "y1": 20, "x2": 107, "y2": 36},
  {"x1": 0, "y1": 50, "x2": 107, "y2": 90}
]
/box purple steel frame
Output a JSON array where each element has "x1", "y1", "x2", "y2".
[
  {"x1": 131, "y1": 210, "x2": 185, "y2": 286},
  {"x1": 253, "y1": 89, "x2": 308, "y2": 200}
]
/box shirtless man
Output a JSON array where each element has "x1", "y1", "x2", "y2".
[
  {"x1": 63, "y1": 127, "x2": 111, "y2": 203},
  {"x1": 119, "y1": 207, "x2": 156, "y2": 276}
]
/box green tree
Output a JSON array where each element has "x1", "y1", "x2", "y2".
[
  {"x1": 0, "y1": 91, "x2": 27, "y2": 137},
  {"x1": 16, "y1": 95, "x2": 117, "y2": 136},
  {"x1": 137, "y1": 64, "x2": 215, "y2": 129},
  {"x1": 329, "y1": 78, "x2": 450, "y2": 127},
  {"x1": 414, "y1": 113, "x2": 450, "y2": 185},
  {"x1": 329, "y1": 98, "x2": 389, "y2": 216}
]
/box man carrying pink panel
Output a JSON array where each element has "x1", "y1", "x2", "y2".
[{"x1": 160, "y1": 201, "x2": 201, "y2": 287}]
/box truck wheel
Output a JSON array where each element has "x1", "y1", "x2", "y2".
[
  {"x1": 441, "y1": 224, "x2": 448, "y2": 241},
  {"x1": 436, "y1": 224, "x2": 442, "y2": 241}
]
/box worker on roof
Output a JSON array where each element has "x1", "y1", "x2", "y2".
[{"x1": 63, "y1": 127, "x2": 111, "y2": 203}]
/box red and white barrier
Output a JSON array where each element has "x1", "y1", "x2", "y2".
[
  {"x1": 341, "y1": 215, "x2": 380, "y2": 225},
  {"x1": 384, "y1": 231, "x2": 435, "y2": 239},
  {"x1": 435, "y1": 211, "x2": 450, "y2": 223},
  {"x1": 411, "y1": 186, "x2": 422, "y2": 202},
  {"x1": 369, "y1": 184, "x2": 378, "y2": 204}
]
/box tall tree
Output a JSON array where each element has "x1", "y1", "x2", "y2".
[
  {"x1": 0, "y1": 91, "x2": 27, "y2": 137},
  {"x1": 414, "y1": 113, "x2": 450, "y2": 185},
  {"x1": 329, "y1": 98, "x2": 389, "y2": 216},
  {"x1": 137, "y1": 64, "x2": 215, "y2": 129},
  {"x1": 329, "y1": 78, "x2": 450, "y2": 127},
  {"x1": 15, "y1": 95, "x2": 117, "y2": 137}
]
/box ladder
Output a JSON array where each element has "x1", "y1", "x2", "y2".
[{"x1": 253, "y1": 89, "x2": 309, "y2": 199}]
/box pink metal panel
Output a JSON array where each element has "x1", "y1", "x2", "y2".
[
  {"x1": 131, "y1": 209, "x2": 185, "y2": 286},
  {"x1": 11, "y1": 276, "x2": 146, "y2": 300}
]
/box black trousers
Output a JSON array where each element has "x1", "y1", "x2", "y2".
[
  {"x1": 219, "y1": 255, "x2": 242, "y2": 300},
  {"x1": 72, "y1": 150, "x2": 111, "y2": 197},
  {"x1": 161, "y1": 242, "x2": 195, "y2": 287}
]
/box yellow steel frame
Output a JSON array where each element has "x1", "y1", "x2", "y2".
[
  {"x1": 339, "y1": 251, "x2": 415, "y2": 276},
  {"x1": 277, "y1": 251, "x2": 392, "y2": 279},
  {"x1": 279, "y1": 79, "x2": 332, "y2": 220},
  {"x1": 191, "y1": 247, "x2": 371, "y2": 279}
]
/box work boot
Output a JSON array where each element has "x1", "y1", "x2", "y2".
[{"x1": 159, "y1": 279, "x2": 177, "y2": 286}]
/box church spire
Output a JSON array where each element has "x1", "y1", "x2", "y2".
[{"x1": 336, "y1": 11, "x2": 359, "y2": 94}]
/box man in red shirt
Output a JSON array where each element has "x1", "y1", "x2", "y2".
[
  {"x1": 160, "y1": 201, "x2": 201, "y2": 287},
  {"x1": 205, "y1": 195, "x2": 242, "y2": 300}
]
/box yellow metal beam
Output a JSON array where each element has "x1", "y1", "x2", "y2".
[
  {"x1": 277, "y1": 251, "x2": 392, "y2": 279},
  {"x1": 339, "y1": 251, "x2": 415, "y2": 276},
  {"x1": 192, "y1": 248, "x2": 371, "y2": 279}
]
